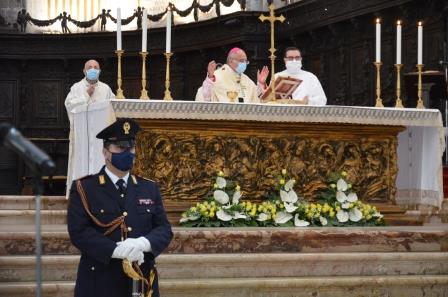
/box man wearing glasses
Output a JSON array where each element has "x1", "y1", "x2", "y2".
[
  {"x1": 268, "y1": 47, "x2": 327, "y2": 105},
  {"x1": 200, "y1": 47, "x2": 269, "y2": 103}
]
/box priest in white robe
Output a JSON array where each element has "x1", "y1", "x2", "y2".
[
  {"x1": 200, "y1": 48, "x2": 269, "y2": 103},
  {"x1": 265, "y1": 47, "x2": 327, "y2": 105},
  {"x1": 64, "y1": 59, "x2": 116, "y2": 197}
]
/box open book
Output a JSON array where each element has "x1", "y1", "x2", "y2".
[{"x1": 260, "y1": 76, "x2": 302, "y2": 102}]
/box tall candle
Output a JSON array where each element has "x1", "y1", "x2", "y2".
[
  {"x1": 142, "y1": 8, "x2": 147, "y2": 52},
  {"x1": 375, "y1": 18, "x2": 381, "y2": 62},
  {"x1": 418, "y1": 21, "x2": 423, "y2": 64},
  {"x1": 166, "y1": 7, "x2": 172, "y2": 53},
  {"x1": 396, "y1": 20, "x2": 402, "y2": 64},
  {"x1": 116, "y1": 8, "x2": 122, "y2": 51}
]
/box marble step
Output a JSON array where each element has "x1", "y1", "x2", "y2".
[
  {"x1": 0, "y1": 210, "x2": 67, "y2": 225},
  {"x1": 0, "y1": 196, "x2": 67, "y2": 210},
  {"x1": 1, "y1": 275, "x2": 448, "y2": 297},
  {"x1": 1, "y1": 252, "x2": 448, "y2": 282},
  {"x1": 1, "y1": 226, "x2": 448, "y2": 256}
]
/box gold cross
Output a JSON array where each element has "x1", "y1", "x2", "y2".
[{"x1": 259, "y1": 4, "x2": 285, "y2": 100}]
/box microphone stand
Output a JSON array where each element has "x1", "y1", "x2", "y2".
[
  {"x1": 33, "y1": 175, "x2": 44, "y2": 297},
  {"x1": 0, "y1": 123, "x2": 55, "y2": 297}
]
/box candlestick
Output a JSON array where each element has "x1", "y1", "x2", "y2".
[
  {"x1": 115, "y1": 50, "x2": 125, "y2": 99},
  {"x1": 416, "y1": 64, "x2": 425, "y2": 109},
  {"x1": 417, "y1": 21, "x2": 423, "y2": 65},
  {"x1": 166, "y1": 6, "x2": 172, "y2": 53},
  {"x1": 116, "y1": 8, "x2": 122, "y2": 51},
  {"x1": 142, "y1": 8, "x2": 147, "y2": 52},
  {"x1": 163, "y1": 52, "x2": 173, "y2": 100},
  {"x1": 394, "y1": 64, "x2": 403, "y2": 108},
  {"x1": 375, "y1": 18, "x2": 381, "y2": 63},
  {"x1": 396, "y1": 20, "x2": 402, "y2": 64},
  {"x1": 374, "y1": 62, "x2": 383, "y2": 107},
  {"x1": 139, "y1": 52, "x2": 149, "y2": 100}
]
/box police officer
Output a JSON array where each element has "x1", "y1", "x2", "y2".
[{"x1": 67, "y1": 118, "x2": 173, "y2": 297}]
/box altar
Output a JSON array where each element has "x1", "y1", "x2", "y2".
[{"x1": 112, "y1": 100, "x2": 445, "y2": 223}]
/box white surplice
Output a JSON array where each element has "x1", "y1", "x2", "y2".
[
  {"x1": 65, "y1": 78, "x2": 116, "y2": 197},
  {"x1": 274, "y1": 69, "x2": 327, "y2": 106}
]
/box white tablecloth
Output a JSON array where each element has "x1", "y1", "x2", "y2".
[{"x1": 112, "y1": 100, "x2": 445, "y2": 208}]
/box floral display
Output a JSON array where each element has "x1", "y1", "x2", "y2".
[{"x1": 179, "y1": 170, "x2": 385, "y2": 227}]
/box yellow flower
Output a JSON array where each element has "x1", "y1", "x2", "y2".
[
  {"x1": 330, "y1": 184, "x2": 336, "y2": 188},
  {"x1": 213, "y1": 183, "x2": 218, "y2": 189},
  {"x1": 210, "y1": 207, "x2": 216, "y2": 212},
  {"x1": 280, "y1": 179, "x2": 285, "y2": 185},
  {"x1": 335, "y1": 206, "x2": 341, "y2": 211},
  {"x1": 182, "y1": 213, "x2": 187, "y2": 218},
  {"x1": 218, "y1": 171, "x2": 224, "y2": 177},
  {"x1": 190, "y1": 207, "x2": 197, "y2": 212},
  {"x1": 209, "y1": 212, "x2": 215, "y2": 218},
  {"x1": 329, "y1": 211, "x2": 335, "y2": 217},
  {"x1": 210, "y1": 201, "x2": 216, "y2": 206},
  {"x1": 347, "y1": 183, "x2": 352, "y2": 189},
  {"x1": 341, "y1": 171, "x2": 347, "y2": 177},
  {"x1": 236, "y1": 185, "x2": 241, "y2": 191},
  {"x1": 282, "y1": 169, "x2": 287, "y2": 175},
  {"x1": 203, "y1": 201, "x2": 208, "y2": 206}
]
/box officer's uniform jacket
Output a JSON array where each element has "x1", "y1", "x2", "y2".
[{"x1": 67, "y1": 166, "x2": 173, "y2": 297}]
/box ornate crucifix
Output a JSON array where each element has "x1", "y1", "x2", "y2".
[{"x1": 259, "y1": 4, "x2": 285, "y2": 100}]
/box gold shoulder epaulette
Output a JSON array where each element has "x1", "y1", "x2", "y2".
[
  {"x1": 98, "y1": 175, "x2": 106, "y2": 185},
  {"x1": 131, "y1": 175, "x2": 138, "y2": 185}
]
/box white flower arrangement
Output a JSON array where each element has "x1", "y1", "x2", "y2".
[{"x1": 179, "y1": 170, "x2": 385, "y2": 227}]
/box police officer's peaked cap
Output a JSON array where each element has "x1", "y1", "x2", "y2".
[{"x1": 96, "y1": 118, "x2": 141, "y2": 148}]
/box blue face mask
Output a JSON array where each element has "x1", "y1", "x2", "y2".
[
  {"x1": 110, "y1": 150, "x2": 135, "y2": 171},
  {"x1": 235, "y1": 62, "x2": 247, "y2": 74},
  {"x1": 86, "y1": 68, "x2": 100, "y2": 81}
]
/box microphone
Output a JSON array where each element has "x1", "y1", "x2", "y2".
[{"x1": 0, "y1": 123, "x2": 56, "y2": 175}]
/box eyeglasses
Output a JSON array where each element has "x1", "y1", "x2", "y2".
[
  {"x1": 233, "y1": 59, "x2": 250, "y2": 65},
  {"x1": 284, "y1": 56, "x2": 302, "y2": 61}
]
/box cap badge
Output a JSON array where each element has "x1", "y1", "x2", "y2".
[{"x1": 123, "y1": 122, "x2": 130, "y2": 134}]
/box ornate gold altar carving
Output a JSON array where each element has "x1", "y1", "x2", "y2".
[{"x1": 133, "y1": 120, "x2": 404, "y2": 205}]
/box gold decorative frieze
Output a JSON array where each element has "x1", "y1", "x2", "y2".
[{"x1": 133, "y1": 119, "x2": 404, "y2": 205}]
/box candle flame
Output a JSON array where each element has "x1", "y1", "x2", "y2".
[
  {"x1": 376, "y1": 18, "x2": 381, "y2": 24},
  {"x1": 418, "y1": 21, "x2": 422, "y2": 26},
  {"x1": 397, "y1": 20, "x2": 401, "y2": 25}
]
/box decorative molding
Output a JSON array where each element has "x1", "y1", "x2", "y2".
[{"x1": 112, "y1": 100, "x2": 443, "y2": 128}]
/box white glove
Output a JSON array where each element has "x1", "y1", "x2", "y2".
[
  {"x1": 112, "y1": 240, "x2": 137, "y2": 259},
  {"x1": 119, "y1": 237, "x2": 151, "y2": 253},
  {"x1": 112, "y1": 241, "x2": 145, "y2": 265},
  {"x1": 127, "y1": 249, "x2": 145, "y2": 265}
]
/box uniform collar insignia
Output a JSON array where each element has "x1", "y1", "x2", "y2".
[
  {"x1": 98, "y1": 175, "x2": 106, "y2": 185},
  {"x1": 131, "y1": 175, "x2": 138, "y2": 185}
]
